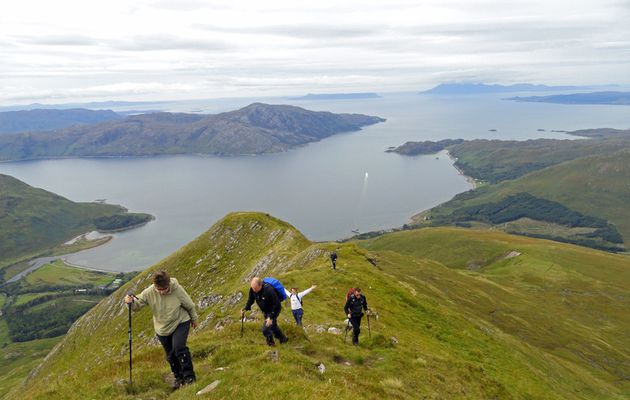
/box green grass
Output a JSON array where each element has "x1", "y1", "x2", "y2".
[
  {"x1": 0, "y1": 337, "x2": 61, "y2": 398},
  {"x1": 23, "y1": 260, "x2": 115, "y2": 290},
  {"x1": 11, "y1": 213, "x2": 630, "y2": 399}
]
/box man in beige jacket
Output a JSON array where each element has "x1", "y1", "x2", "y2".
[{"x1": 124, "y1": 270, "x2": 198, "y2": 388}]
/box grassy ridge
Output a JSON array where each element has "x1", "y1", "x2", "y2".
[{"x1": 12, "y1": 213, "x2": 630, "y2": 399}]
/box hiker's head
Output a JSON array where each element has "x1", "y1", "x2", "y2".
[
  {"x1": 291, "y1": 287, "x2": 298, "y2": 295},
  {"x1": 153, "y1": 270, "x2": 171, "y2": 294},
  {"x1": 354, "y1": 287, "x2": 362, "y2": 297},
  {"x1": 250, "y1": 277, "x2": 263, "y2": 293}
]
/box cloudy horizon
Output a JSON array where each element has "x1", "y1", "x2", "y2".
[{"x1": 1, "y1": 0, "x2": 630, "y2": 105}]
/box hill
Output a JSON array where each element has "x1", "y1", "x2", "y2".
[
  {"x1": 0, "y1": 103, "x2": 385, "y2": 161},
  {"x1": 13, "y1": 212, "x2": 630, "y2": 399},
  {"x1": 418, "y1": 151, "x2": 630, "y2": 248},
  {"x1": 0, "y1": 109, "x2": 121, "y2": 135},
  {"x1": 0, "y1": 174, "x2": 152, "y2": 273},
  {"x1": 509, "y1": 91, "x2": 630, "y2": 105}
]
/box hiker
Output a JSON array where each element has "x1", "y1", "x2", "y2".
[
  {"x1": 330, "y1": 251, "x2": 338, "y2": 269},
  {"x1": 124, "y1": 270, "x2": 198, "y2": 388},
  {"x1": 242, "y1": 277, "x2": 288, "y2": 346},
  {"x1": 284, "y1": 284, "x2": 317, "y2": 326},
  {"x1": 344, "y1": 287, "x2": 369, "y2": 345}
]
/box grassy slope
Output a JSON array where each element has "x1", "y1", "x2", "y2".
[
  {"x1": 421, "y1": 151, "x2": 630, "y2": 244},
  {"x1": 12, "y1": 213, "x2": 630, "y2": 399},
  {"x1": 0, "y1": 174, "x2": 148, "y2": 270},
  {"x1": 0, "y1": 338, "x2": 61, "y2": 398}
]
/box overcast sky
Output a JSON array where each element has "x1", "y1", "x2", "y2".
[{"x1": 1, "y1": 0, "x2": 629, "y2": 105}]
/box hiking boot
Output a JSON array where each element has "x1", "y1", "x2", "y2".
[
  {"x1": 266, "y1": 337, "x2": 276, "y2": 346},
  {"x1": 171, "y1": 378, "x2": 183, "y2": 390},
  {"x1": 279, "y1": 337, "x2": 289, "y2": 344},
  {"x1": 182, "y1": 376, "x2": 196, "y2": 386}
]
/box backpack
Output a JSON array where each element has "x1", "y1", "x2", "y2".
[
  {"x1": 262, "y1": 277, "x2": 287, "y2": 301},
  {"x1": 290, "y1": 292, "x2": 303, "y2": 305},
  {"x1": 346, "y1": 287, "x2": 355, "y2": 300}
]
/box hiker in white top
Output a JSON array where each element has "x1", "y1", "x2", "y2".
[{"x1": 284, "y1": 285, "x2": 317, "y2": 326}]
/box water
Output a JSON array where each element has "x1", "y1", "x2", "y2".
[{"x1": 2, "y1": 92, "x2": 629, "y2": 272}]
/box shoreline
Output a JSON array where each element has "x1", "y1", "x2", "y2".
[{"x1": 445, "y1": 150, "x2": 479, "y2": 189}]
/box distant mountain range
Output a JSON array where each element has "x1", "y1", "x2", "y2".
[
  {"x1": 288, "y1": 93, "x2": 382, "y2": 100},
  {"x1": 0, "y1": 109, "x2": 121, "y2": 135},
  {"x1": 508, "y1": 91, "x2": 630, "y2": 105},
  {"x1": 422, "y1": 83, "x2": 591, "y2": 95},
  {"x1": 0, "y1": 103, "x2": 385, "y2": 161},
  {"x1": 0, "y1": 100, "x2": 165, "y2": 112}
]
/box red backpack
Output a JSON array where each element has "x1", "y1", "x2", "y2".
[{"x1": 346, "y1": 287, "x2": 355, "y2": 300}]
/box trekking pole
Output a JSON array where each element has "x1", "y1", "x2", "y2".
[
  {"x1": 127, "y1": 295, "x2": 133, "y2": 389},
  {"x1": 240, "y1": 311, "x2": 245, "y2": 338},
  {"x1": 343, "y1": 318, "x2": 351, "y2": 344},
  {"x1": 367, "y1": 311, "x2": 371, "y2": 339}
]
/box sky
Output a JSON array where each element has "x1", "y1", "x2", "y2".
[{"x1": 1, "y1": 0, "x2": 629, "y2": 105}]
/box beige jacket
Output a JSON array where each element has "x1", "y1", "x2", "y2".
[{"x1": 131, "y1": 278, "x2": 198, "y2": 336}]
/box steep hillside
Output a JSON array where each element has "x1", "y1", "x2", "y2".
[
  {"x1": 0, "y1": 174, "x2": 151, "y2": 271},
  {"x1": 418, "y1": 151, "x2": 630, "y2": 246},
  {"x1": 0, "y1": 109, "x2": 121, "y2": 135},
  {"x1": 14, "y1": 213, "x2": 630, "y2": 399},
  {"x1": 0, "y1": 103, "x2": 385, "y2": 161}
]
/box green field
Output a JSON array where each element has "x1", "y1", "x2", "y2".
[
  {"x1": 13, "y1": 292, "x2": 58, "y2": 307},
  {"x1": 12, "y1": 213, "x2": 630, "y2": 399},
  {"x1": 24, "y1": 261, "x2": 115, "y2": 290}
]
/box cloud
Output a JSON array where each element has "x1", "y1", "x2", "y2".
[
  {"x1": 1, "y1": 0, "x2": 630, "y2": 104},
  {"x1": 108, "y1": 34, "x2": 229, "y2": 52}
]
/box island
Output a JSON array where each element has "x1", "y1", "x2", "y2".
[
  {"x1": 508, "y1": 91, "x2": 630, "y2": 105},
  {"x1": 0, "y1": 103, "x2": 385, "y2": 161},
  {"x1": 421, "y1": 82, "x2": 587, "y2": 95}
]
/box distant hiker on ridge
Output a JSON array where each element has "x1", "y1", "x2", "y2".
[
  {"x1": 344, "y1": 287, "x2": 369, "y2": 345},
  {"x1": 242, "y1": 277, "x2": 288, "y2": 346},
  {"x1": 124, "y1": 270, "x2": 198, "y2": 389},
  {"x1": 284, "y1": 284, "x2": 317, "y2": 326},
  {"x1": 330, "y1": 251, "x2": 338, "y2": 270}
]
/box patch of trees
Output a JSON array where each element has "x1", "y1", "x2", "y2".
[
  {"x1": 452, "y1": 193, "x2": 608, "y2": 227},
  {"x1": 516, "y1": 233, "x2": 623, "y2": 253},
  {"x1": 94, "y1": 213, "x2": 152, "y2": 232},
  {"x1": 4, "y1": 295, "x2": 101, "y2": 342}
]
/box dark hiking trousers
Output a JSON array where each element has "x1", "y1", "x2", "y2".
[
  {"x1": 292, "y1": 308, "x2": 304, "y2": 326},
  {"x1": 261, "y1": 316, "x2": 287, "y2": 344},
  {"x1": 349, "y1": 314, "x2": 363, "y2": 344},
  {"x1": 157, "y1": 320, "x2": 195, "y2": 382}
]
